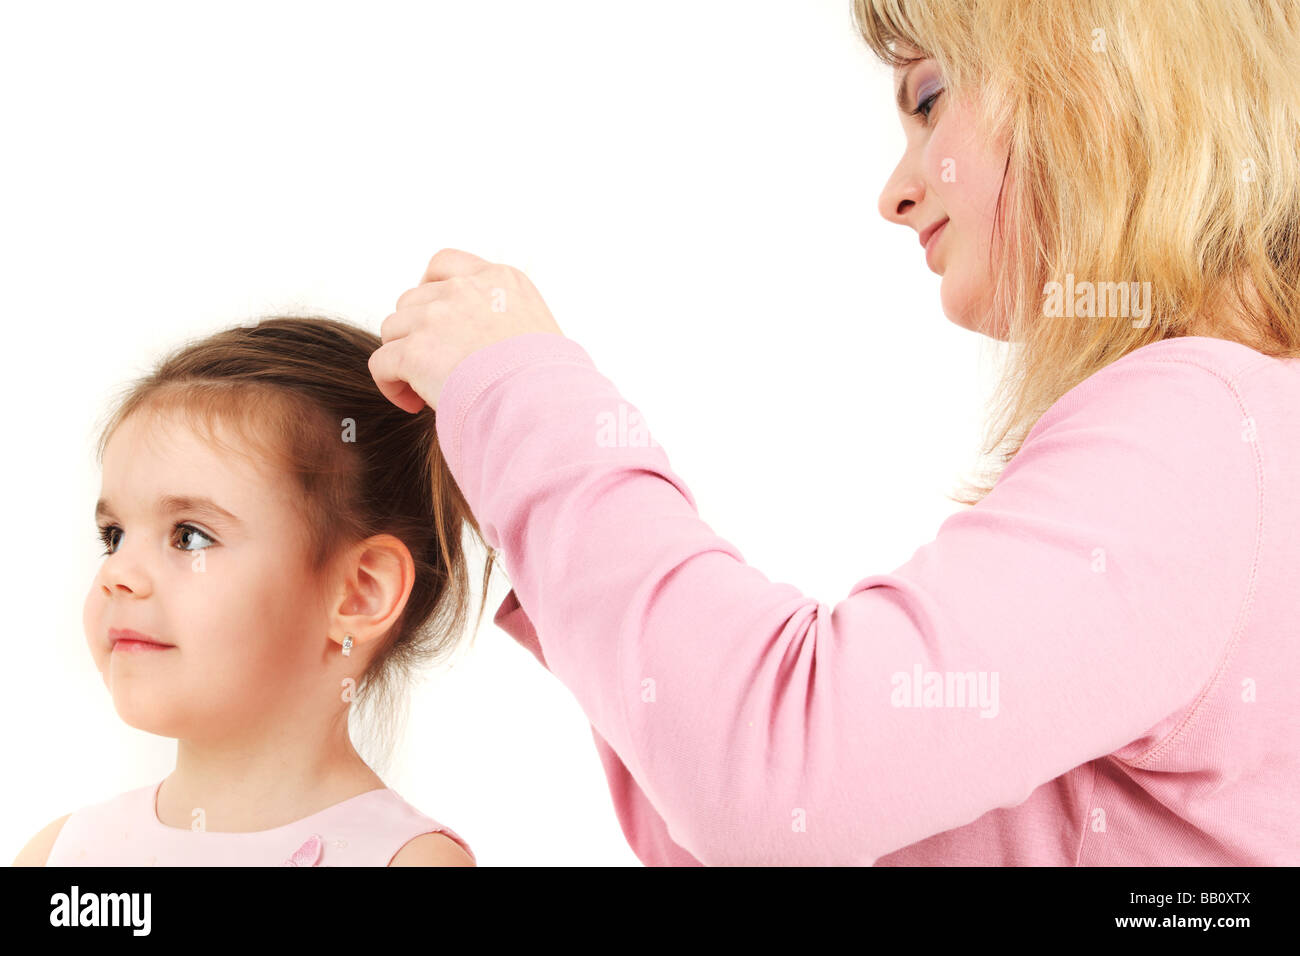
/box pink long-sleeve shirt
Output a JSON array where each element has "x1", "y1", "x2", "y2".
[{"x1": 434, "y1": 332, "x2": 1300, "y2": 865}]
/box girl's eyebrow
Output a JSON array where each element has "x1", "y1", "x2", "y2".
[{"x1": 95, "y1": 494, "x2": 243, "y2": 527}]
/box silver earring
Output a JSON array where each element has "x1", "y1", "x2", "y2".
[{"x1": 341, "y1": 634, "x2": 353, "y2": 657}]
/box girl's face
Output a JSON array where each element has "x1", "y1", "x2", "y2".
[
  {"x1": 85, "y1": 409, "x2": 336, "y2": 741},
  {"x1": 877, "y1": 50, "x2": 1011, "y2": 338}
]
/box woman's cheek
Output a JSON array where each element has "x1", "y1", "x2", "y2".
[
  {"x1": 923, "y1": 109, "x2": 967, "y2": 182},
  {"x1": 921, "y1": 140, "x2": 952, "y2": 192},
  {"x1": 939, "y1": 246, "x2": 985, "y2": 332},
  {"x1": 939, "y1": 265, "x2": 967, "y2": 326}
]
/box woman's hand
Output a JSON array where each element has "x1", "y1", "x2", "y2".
[{"x1": 370, "y1": 248, "x2": 564, "y2": 413}]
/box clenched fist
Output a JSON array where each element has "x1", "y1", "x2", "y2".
[{"x1": 370, "y1": 248, "x2": 564, "y2": 413}]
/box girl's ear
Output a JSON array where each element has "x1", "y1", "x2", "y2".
[{"x1": 327, "y1": 534, "x2": 416, "y2": 656}]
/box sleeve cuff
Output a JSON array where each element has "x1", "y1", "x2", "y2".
[
  {"x1": 492, "y1": 588, "x2": 550, "y2": 671},
  {"x1": 434, "y1": 332, "x2": 596, "y2": 474}
]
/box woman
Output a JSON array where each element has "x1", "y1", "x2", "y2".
[{"x1": 370, "y1": 0, "x2": 1300, "y2": 865}]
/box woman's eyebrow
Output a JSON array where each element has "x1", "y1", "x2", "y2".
[
  {"x1": 94, "y1": 494, "x2": 243, "y2": 527},
  {"x1": 895, "y1": 61, "x2": 922, "y2": 113}
]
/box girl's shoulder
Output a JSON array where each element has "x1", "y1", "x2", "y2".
[
  {"x1": 11, "y1": 812, "x2": 73, "y2": 866},
  {"x1": 387, "y1": 829, "x2": 476, "y2": 867}
]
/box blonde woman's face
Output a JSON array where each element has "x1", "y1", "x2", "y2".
[
  {"x1": 85, "y1": 410, "x2": 333, "y2": 741},
  {"x1": 878, "y1": 53, "x2": 1010, "y2": 338}
]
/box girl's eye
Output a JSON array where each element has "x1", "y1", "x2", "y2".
[
  {"x1": 909, "y1": 87, "x2": 944, "y2": 124},
  {"x1": 174, "y1": 524, "x2": 216, "y2": 552},
  {"x1": 95, "y1": 522, "x2": 216, "y2": 556},
  {"x1": 96, "y1": 524, "x2": 121, "y2": 556}
]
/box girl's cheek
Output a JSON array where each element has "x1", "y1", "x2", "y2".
[{"x1": 83, "y1": 587, "x2": 100, "y2": 640}]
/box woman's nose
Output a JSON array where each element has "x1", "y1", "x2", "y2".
[{"x1": 878, "y1": 160, "x2": 924, "y2": 225}]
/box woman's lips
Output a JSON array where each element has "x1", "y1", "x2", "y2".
[{"x1": 923, "y1": 219, "x2": 949, "y2": 271}]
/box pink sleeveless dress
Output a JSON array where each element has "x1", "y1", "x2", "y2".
[{"x1": 45, "y1": 779, "x2": 475, "y2": 866}]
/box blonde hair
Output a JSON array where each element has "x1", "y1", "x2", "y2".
[{"x1": 854, "y1": 0, "x2": 1300, "y2": 504}]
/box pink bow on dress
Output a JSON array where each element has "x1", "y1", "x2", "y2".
[{"x1": 282, "y1": 833, "x2": 323, "y2": 866}]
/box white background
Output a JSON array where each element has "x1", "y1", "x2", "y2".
[{"x1": 0, "y1": 0, "x2": 1002, "y2": 865}]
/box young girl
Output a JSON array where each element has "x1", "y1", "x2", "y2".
[{"x1": 15, "y1": 316, "x2": 494, "y2": 866}]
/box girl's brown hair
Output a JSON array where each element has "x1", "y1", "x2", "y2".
[{"x1": 92, "y1": 315, "x2": 496, "y2": 774}]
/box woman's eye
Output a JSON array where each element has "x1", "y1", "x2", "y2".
[
  {"x1": 94, "y1": 522, "x2": 216, "y2": 555},
  {"x1": 910, "y1": 88, "x2": 943, "y2": 124}
]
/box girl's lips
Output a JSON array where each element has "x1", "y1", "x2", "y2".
[
  {"x1": 112, "y1": 639, "x2": 174, "y2": 653},
  {"x1": 108, "y1": 627, "x2": 174, "y2": 650}
]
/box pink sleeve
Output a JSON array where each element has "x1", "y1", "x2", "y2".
[
  {"x1": 493, "y1": 589, "x2": 704, "y2": 865},
  {"x1": 437, "y1": 333, "x2": 1258, "y2": 865}
]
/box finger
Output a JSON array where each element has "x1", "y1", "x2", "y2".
[
  {"x1": 379, "y1": 298, "x2": 431, "y2": 344},
  {"x1": 378, "y1": 308, "x2": 411, "y2": 345},
  {"x1": 382, "y1": 285, "x2": 441, "y2": 343},
  {"x1": 368, "y1": 341, "x2": 426, "y2": 414},
  {"x1": 386, "y1": 381, "x2": 426, "y2": 414},
  {"x1": 419, "y1": 247, "x2": 492, "y2": 286},
  {"x1": 394, "y1": 280, "x2": 446, "y2": 315}
]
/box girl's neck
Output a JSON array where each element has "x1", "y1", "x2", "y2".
[{"x1": 155, "y1": 739, "x2": 385, "y2": 833}]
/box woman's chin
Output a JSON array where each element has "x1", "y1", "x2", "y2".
[
  {"x1": 941, "y1": 284, "x2": 1005, "y2": 339},
  {"x1": 972, "y1": 312, "x2": 1010, "y2": 340}
]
